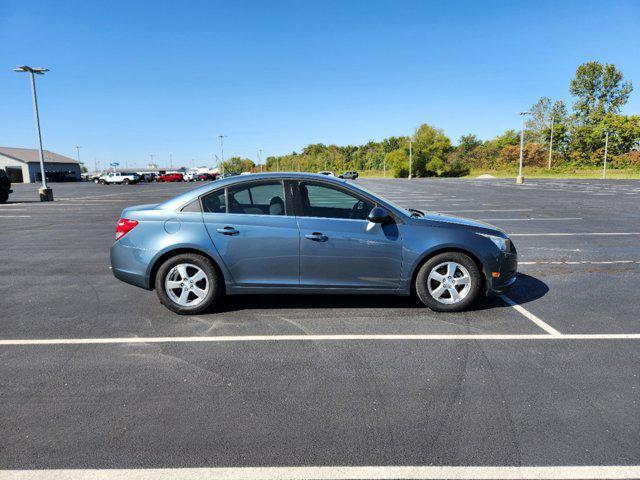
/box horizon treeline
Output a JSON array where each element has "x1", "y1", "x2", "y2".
[{"x1": 221, "y1": 61, "x2": 640, "y2": 177}]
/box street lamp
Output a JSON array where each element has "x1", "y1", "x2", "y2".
[
  {"x1": 517, "y1": 111, "x2": 531, "y2": 184},
  {"x1": 219, "y1": 135, "x2": 226, "y2": 163},
  {"x1": 14, "y1": 65, "x2": 53, "y2": 201},
  {"x1": 407, "y1": 137, "x2": 415, "y2": 179},
  {"x1": 603, "y1": 131, "x2": 610, "y2": 179}
]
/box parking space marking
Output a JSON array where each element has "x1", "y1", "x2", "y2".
[
  {"x1": 0, "y1": 215, "x2": 31, "y2": 218},
  {"x1": 439, "y1": 209, "x2": 534, "y2": 213},
  {"x1": 4, "y1": 333, "x2": 640, "y2": 346},
  {"x1": 511, "y1": 232, "x2": 640, "y2": 237},
  {"x1": 478, "y1": 217, "x2": 582, "y2": 221},
  {"x1": 499, "y1": 295, "x2": 561, "y2": 335},
  {"x1": 520, "y1": 260, "x2": 640, "y2": 265},
  {"x1": 3, "y1": 465, "x2": 640, "y2": 479}
]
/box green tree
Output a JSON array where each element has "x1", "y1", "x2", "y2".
[
  {"x1": 222, "y1": 157, "x2": 255, "y2": 173},
  {"x1": 570, "y1": 62, "x2": 633, "y2": 124},
  {"x1": 411, "y1": 124, "x2": 452, "y2": 176},
  {"x1": 457, "y1": 134, "x2": 482, "y2": 154}
]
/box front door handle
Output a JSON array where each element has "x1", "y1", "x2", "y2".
[
  {"x1": 217, "y1": 226, "x2": 239, "y2": 235},
  {"x1": 305, "y1": 232, "x2": 328, "y2": 242}
]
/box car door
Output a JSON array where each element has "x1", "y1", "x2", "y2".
[
  {"x1": 294, "y1": 180, "x2": 402, "y2": 289},
  {"x1": 201, "y1": 180, "x2": 299, "y2": 287}
]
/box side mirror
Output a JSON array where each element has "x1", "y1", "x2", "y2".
[{"x1": 368, "y1": 206, "x2": 389, "y2": 223}]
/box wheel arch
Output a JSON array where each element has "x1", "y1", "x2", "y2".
[
  {"x1": 409, "y1": 246, "x2": 486, "y2": 296},
  {"x1": 148, "y1": 247, "x2": 226, "y2": 293}
]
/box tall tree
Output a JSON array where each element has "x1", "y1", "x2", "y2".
[{"x1": 570, "y1": 62, "x2": 633, "y2": 124}]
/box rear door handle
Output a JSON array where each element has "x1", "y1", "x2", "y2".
[
  {"x1": 217, "y1": 226, "x2": 239, "y2": 235},
  {"x1": 305, "y1": 232, "x2": 328, "y2": 242}
]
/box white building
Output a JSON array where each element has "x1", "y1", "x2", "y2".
[{"x1": 0, "y1": 147, "x2": 81, "y2": 183}]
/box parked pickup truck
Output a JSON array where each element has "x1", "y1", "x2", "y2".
[{"x1": 98, "y1": 172, "x2": 140, "y2": 185}]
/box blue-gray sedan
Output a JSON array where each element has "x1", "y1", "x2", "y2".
[{"x1": 110, "y1": 173, "x2": 517, "y2": 314}]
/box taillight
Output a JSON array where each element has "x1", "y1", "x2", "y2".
[{"x1": 115, "y1": 218, "x2": 138, "y2": 240}]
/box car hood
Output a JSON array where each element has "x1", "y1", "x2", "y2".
[{"x1": 415, "y1": 212, "x2": 507, "y2": 237}]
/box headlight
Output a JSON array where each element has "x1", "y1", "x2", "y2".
[{"x1": 479, "y1": 233, "x2": 510, "y2": 252}]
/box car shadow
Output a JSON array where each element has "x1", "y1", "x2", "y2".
[{"x1": 213, "y1": 273, "x2": 548, "y2": 313}]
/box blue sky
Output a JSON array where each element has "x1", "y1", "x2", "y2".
[{"x1": 2, "y1": 0, "x2": 639, "y2": 169}]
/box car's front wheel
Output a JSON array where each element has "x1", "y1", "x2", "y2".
[
  {"x1": 155, "y1": 253, "x2": 221, "y2": 314},
  {"x1": 415, "y1": 252, "x2": 482, "y2": 312}
]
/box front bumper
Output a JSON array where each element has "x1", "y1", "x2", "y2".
[{"x1": 486, "y1": 250, "x2": 518, "y2": 293}]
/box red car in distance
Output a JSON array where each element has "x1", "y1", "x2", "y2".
[{"x1": 157, "y1": 172, "x2": 184, "y2": 182}]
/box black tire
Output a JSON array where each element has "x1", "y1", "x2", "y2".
[
  {"x1": 122, "y1": 178, "x2": 130, "y2": 185},
  {"x1": 415, "y1": 252, "x2": 482, "y2": 312},
  {"x1": 99, "y1": 179, "x2": 106, "y2": 185},
  {"x1": 93, "y1": 178, "x2": 100, "y2": 184},
  {"x1": 155, "y1": 253, "x2": 221, "y2": 314},
  {"x1": 0, "y1": 189, "x2": 8, "y2": 204}
]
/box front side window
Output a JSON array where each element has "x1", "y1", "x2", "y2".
[{"x1": 298, "y1": 182, "x2": 373, "y2": 220}]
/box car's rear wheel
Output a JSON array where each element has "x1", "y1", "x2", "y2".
[
  {"x1": 155, "y1": 253, "x2": 221, "y2": 314},
  {"x1": 99, "y1": 179, "x2": 106, "y2": 184},
  {"x1": 122, "y1": 178, "x2": 129, "y2": 185},
  {"x1": 415, "y1": 252, "x2": 482, "y2": 312}
]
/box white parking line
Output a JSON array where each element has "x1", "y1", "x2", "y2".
[
  {"x1": 520, "y1": 260, "x2": 640, "y2": 265},
  {"x1": 0, "y1": 215, "x2": 31, "y2": 218},
  {"x1": 499, "y1": 295, "x2": 562, "y2": 335},
  {"x1": 478, "y1": 217, "x2": 582, "y2": 221},
  {"x1": 511, "y1": 232, "x2": 640, "y2": 237},
  {"x1": 3, "y1": 465, "x2": 640, "y2": 480},
  {"x1": 3, "y1": 333, "x2": 640, "y2": 346},
  {"x1": 440, "y1": 209, "x2": 533, "y2": 213}
]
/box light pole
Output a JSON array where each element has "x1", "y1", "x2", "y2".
[
  {"x1": 76, "y1": 145, "x2": 82, "y2": 168},
  {"x1": 14, "y1": 65, "x2": 52, "y2": 200},
  {"x1": 547, "y1": 114, "x2": 554, "y2": 170},
  {"x1": 517, "y1": 111, "x2": 531, "y2": 184},
  {"x1": 407, "y1": 137, "x2": 415, "y2": 179},
  {"x1": 603, "y1": 131, "x2": 610, "y2": 179},
  {"x1": 219, "y1": 135, "x2": 226, "y2": 165}
]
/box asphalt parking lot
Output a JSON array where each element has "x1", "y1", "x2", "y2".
[{"x1": 1, "y1": 178, "x2": 640, "y2": 479}]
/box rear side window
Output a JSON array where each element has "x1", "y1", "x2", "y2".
[
  {"x1": 202, "y1": 190, "x2": 226, "y2": 213},
  {"x1": 227, "y1": 181, "x2": 285, "y2": 216}
]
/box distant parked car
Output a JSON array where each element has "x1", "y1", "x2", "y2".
[
  {"x1": 0, "y1": 169, "x2": 12, "y2": 203},
  {"x1": 138, "y1": 172, "x2": 157, "y2": 183},
  {"x1": 99, "y1": 172, "x2": 140, "y2": 185},
  {"x1": 183, "y1": 171, "x2": 197, "y2": 182},
  {"x1": 318, "y1": 171, "x2": 334, "y2": 176},
  {"x1": 339, "y1": 171, "x2": 359, "y2": 180},
  {"x1": 157, "y1": 172, "x2": 184, "y2": 182}
]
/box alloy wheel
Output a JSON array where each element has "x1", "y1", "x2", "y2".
[
  {"x1": 427, "y1": 261, "x2": 472, "y2": 305},
  {"x1": 165, "y1": 263, "x2": 209, "y2": 307}
]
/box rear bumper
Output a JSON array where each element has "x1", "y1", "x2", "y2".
[{"x1": 110, "y1": 241, "x2": 152, "y2": 289}]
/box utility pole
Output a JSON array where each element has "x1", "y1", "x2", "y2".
[
  {"x1": 517, "y1": 111, "x2": 531, "y2": 184},
  {"x1": 548, "y1": 114, "x2": 554, "y2": 170},
  {"x1": 76, "y1": 145, "x2": 81, "y2": 169},
  {"x1": 603, "y1": 131, "x2": 610, "y2": 179},
  {"x1": 14, "y1": 65, "x2": 52, "y2": 200},
  {"x1": 407, "y1": 137, "x2": 415, "y2": 179}
]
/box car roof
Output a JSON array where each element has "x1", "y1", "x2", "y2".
[{"x1": 159, "y1": 172, "x2": 350, "y2": 210}]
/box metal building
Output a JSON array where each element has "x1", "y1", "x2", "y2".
[{"x1": 0, "y1": 147, "x2": 81, "y2": 183}]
